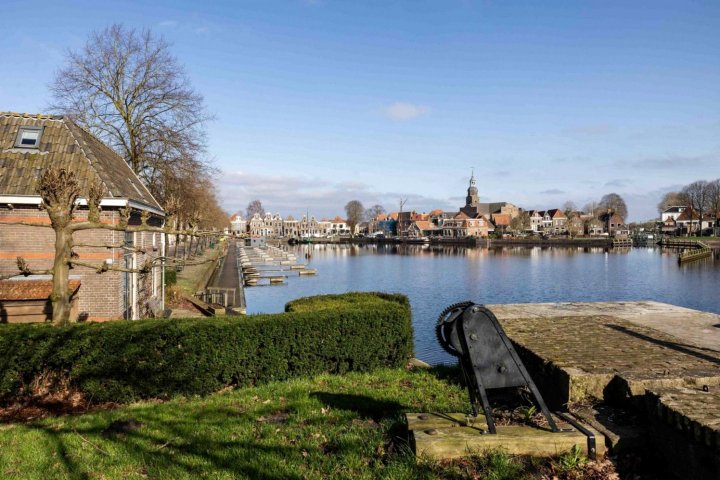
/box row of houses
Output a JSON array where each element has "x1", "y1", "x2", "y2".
[
  {"x1": 230, "y1": 173, "x2": 634, "y2": 241},
  {"x1": 364, "y1": 173, "x2": 630, "y2": 239},
  {"x1": 366, "y1": 208, "x2": 628, "y2": 239},
  {"x1": 660, "y1": 206, "x2": 720, "y2": 236},
  {"x1": 230, "y1": 213, "x2": 352, "y2": 238}
]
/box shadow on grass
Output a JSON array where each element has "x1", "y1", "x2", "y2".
[
  {"x1": 310, "y1": 392, "x2": 404, "y2": 422},
  {"x1": 23, "y1": 405, "x2": 308, "y2": 480},
  {"x1": 424, "y1": 364, "x2": 463, "y2": 385}
]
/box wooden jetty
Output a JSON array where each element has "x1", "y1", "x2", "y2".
[
  {"x1": 660, "y1": 238, "x2": 713, "y2": 264},
  {"x1": 238, "y1": 245, "x2": 316, "y2": 286}
]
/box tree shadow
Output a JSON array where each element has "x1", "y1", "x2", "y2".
[
  {"x1": 310, "y1": 392, "x2": 405, "y2": 422},
  {"x1": 18, "y1": 397, "x2": 395, "y2": 480},
  {"x1": 606, "y1": 324, "x2": 720, "y2": 366}
]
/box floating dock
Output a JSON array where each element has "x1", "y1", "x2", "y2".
[{"x1": 238, "y1": 245, "x2": 317, "y2": 287}]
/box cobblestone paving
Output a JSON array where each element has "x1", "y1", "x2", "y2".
[
  {"x1": 646, "y1": 387, "x2": 720, "y2": 450},
  {"x1": 488, "y1": 301, "x2": 720, "y2": 351},
  {"x1": 502, "y1": 314, "x2": 720, "y2": 381},
  {"x1": 483, "y1": 301, "x2": 720, "y2": 469}
]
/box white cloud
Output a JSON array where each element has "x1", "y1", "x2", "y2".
[
  {"x1": 383, "y1": 102, "x2": 429, "y2": 121},
  {"x1": 218, "y1": 171, "x2": 455, "y2": 218},
  {"x1": 158, "y1": 20, "x2": 178, "y2": 28}
]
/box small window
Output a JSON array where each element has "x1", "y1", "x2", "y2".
[{"x1": 14, "y1": 126, "x2": 43, "y2": 148}]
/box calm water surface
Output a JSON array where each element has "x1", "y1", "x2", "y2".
[{"x1": 245, "y1": 244, "x2": 720, "y2": 364}]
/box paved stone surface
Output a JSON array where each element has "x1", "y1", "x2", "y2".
[
  {"x1": 480, "y1": 301, "x2": 720, "y2": 473},
  {"x1": 488, "y1": 301, "x2": 720, "y2": 352},
  {"x1": 646, "y1": 387, "x2": 720, "y2": 449},
  {"x1": 481, "y1": 301, "x2": 720, "y2": 402},
  {"x1": 501, "y1": 313, "x2": 720, "y2": 402}
]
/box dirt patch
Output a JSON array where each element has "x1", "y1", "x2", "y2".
[{"x1": 0, "y1": 371, "x2": 116, "y2": 422}]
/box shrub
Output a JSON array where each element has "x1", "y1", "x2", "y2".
[
  {"x1": 164, "y1": 269, "x2": 177, "y2": 286},
  {"x1": 0, "y1": 292, "x2": 413, "y2": 404}
]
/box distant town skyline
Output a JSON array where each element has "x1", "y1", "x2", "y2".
[{"x1": 1, "y1": 1, "x2": 718, "y2": 221}]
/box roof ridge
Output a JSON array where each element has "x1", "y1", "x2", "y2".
[{"x1": 0, "y1": 112, "x2": 64, "y2": 120}]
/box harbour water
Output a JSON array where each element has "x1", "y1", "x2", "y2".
[{"x1": 245, "y1": 244, "x2": 720, "y2": 364}]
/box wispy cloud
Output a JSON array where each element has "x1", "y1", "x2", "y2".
[
  {"x1": 158, "y1": 20, "x2": 178, "y2": 28},
  {"x1": 604, "y1": 179, "x2": 629, "y2": 188},
  {"x1": 623, "y1": 151, "x2": 719, "y2": 170},
  {"x1": 383, "y1": 102, "x2": 429, "y2": 121},
  {"x1": 539, "y1": 189, "x2": 565, "y2": 195}
]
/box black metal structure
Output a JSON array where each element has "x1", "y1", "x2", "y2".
[{"x1": 436, "y1": 302, "x2": 560, "y2": 435}]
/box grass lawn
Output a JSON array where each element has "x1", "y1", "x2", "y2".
[{"x1": 0, "y1": 368, "x2": 615, "y2": 480}]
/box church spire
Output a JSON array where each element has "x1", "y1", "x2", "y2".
[{"x1": 466, "y1": 169, "x2": 479, "y2": 208}]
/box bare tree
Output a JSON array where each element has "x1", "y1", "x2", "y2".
[
  {"x1": 49, "y1": 24, "x2": 212, "y2": 201},
  {"x1": 657, "y1": 191, "x2": 688, "y2": 214},
  {"x1": 344, "y1": 200, "x2": 365, "y2": 235},
  {"x1": 599, "y1": 193, "x2": 628, "y2": 219},
  {"x1": 509, "y1": 211, "x2": 531, "y2": 233},
  {"x1": 582, "y1": 201, "x2": 599, "y2": 218},
  {"x1": 246, "y1": 200, "x2": 265, "y2": 218},
  {"x1": 681, "y1": 180, "x2": 710, "y2": 236},
  {"x1": 364, "y1": 204, "x2": 386, "y2": 221},
  {"x1": 562, "y1": 201, "x2": 577, "y2": 216},
  {"x1": 706, "y1": 179, "x2": 720, "y2": 225}
]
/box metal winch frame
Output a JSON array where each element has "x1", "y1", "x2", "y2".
[{"x1": 436, "y1": 301, "x2": 560, "y2": 435}]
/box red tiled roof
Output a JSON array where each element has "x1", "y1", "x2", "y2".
[
  {"x1": 413, "y1": 220, "x2": 437, "y2": 231},
  {"x1": 0, "y1": 279, "x2": 80, "y2": 301},
  {"x1": 492, "y1": 214, "x2": 511, "y2": 226}
]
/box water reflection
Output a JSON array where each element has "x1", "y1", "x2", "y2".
[{"x1": 246, "y1": 244, "x2": 719, "y2": 364}]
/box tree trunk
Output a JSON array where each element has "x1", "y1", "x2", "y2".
[{"x1": 50, "y1": 226, "x2": 73, "y2": 325}]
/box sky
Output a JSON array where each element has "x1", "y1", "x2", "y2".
[{"x1": 1, "y1": 1, "x2": 719, "y2": 221}]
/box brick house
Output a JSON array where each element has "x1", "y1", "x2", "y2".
[
  {"x1": 598, "y1": 212, "x2": 627, "y2": 237},
  {"x1": 528, "y1": 210, "x2": 543, "y2": 233},
  {"x1": 0, "y1": 112, "x2": 165, "y2": 322},
  {"x1": 442, "y1": 212, "x2": 493, "y2": 238},
  {"x1": 546, "y1": 209, "x2": 567, "y2": 234}
]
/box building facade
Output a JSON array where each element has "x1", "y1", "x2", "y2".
[{"x1": 0, "y1": 112, "x2": 165, "y2": 322}]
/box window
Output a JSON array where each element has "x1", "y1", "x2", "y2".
[{"x1": 14, "y1": 126, "x2": 43, "y2": 148}]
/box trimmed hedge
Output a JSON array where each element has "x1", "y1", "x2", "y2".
[{"x1": 0, "y1": 292, "x2": 413, "y2": 404}]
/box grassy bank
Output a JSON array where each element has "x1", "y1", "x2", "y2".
[{"x1": 0, "y1": 368, "x2": 619, "y2": 480}]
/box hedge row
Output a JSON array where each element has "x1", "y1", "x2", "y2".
[{"x1": 0, "y1": 292, "x2": 413, "y2": 404}]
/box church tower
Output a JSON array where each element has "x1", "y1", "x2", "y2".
[
  {"x1": 465, "y1": 169, "x2": 479, "y2": 208},
  {"x1": 459, "y1": 169, "x2": 480, "y2": 217}
]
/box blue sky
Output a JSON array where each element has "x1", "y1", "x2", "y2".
[{"x1": 1, "y1": 1, "x2": 719, "y2": 221}]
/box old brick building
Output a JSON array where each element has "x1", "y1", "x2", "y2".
[{"x1": 0, "y1": 112, "x2": 165, "y2": 322}]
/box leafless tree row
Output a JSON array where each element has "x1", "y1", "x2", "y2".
[{"x1": 658, "y1": 179, "x2": 720, "y2": 236}]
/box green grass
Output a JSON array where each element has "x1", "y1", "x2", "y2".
[
  {"x1": 0, "y1": 368, "x2": 466, "y2": 480},
  {"x1": 0, "y1": 368, "x2": 611, "y2": 480}
]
